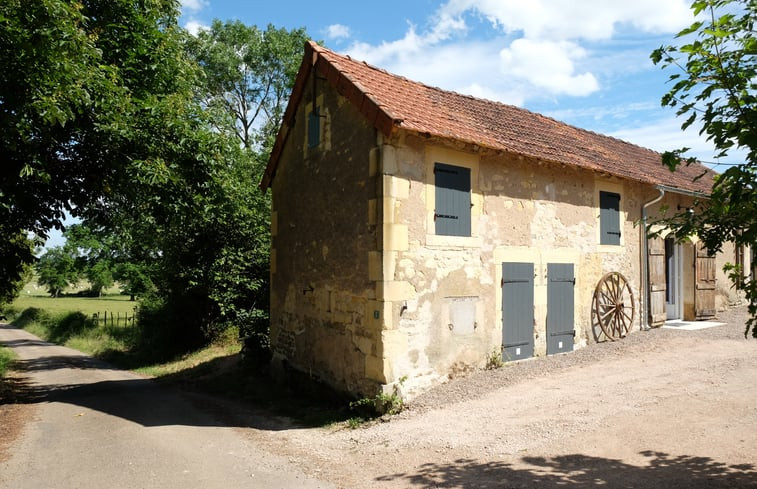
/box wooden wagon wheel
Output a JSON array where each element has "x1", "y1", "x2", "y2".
[{"x1": 592, "y1": 272, "x2": 636, "y2": 341}]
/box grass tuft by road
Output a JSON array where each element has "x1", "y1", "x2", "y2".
[{"x1": 0, "y1": 347, "x2": 15, "y2": 378}]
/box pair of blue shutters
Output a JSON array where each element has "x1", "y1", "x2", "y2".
[
  {"x1": 434, "y1": 163, "x2": 471, "y2": 237},
  {"x1": 599, "y1": 191, "x2": 621, "y2": 245},
  {"x1": 501, "y1": 263, "x2": 574, "y2": 361}
]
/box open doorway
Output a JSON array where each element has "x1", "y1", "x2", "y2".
[{"x1": 665, "y1": 236, "x2": 682, "y2": 320}]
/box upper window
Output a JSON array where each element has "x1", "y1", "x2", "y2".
[
  {"x1": 599, "y1": 191, "x2": 621, "y2": 245},
  {"x1": 434, "y1": 162, "x2": 471, "y2": 236},
  {"x1": 307, "y1": 107, "x2": 321, "y2": 148}
]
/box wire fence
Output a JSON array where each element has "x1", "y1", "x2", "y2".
[{"x1": 92, "y1": 310, "x2": 137, "y2": 327}]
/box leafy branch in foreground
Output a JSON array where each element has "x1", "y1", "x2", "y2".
[{"x1": 652, "y1": 0, "x2": 757, "y2": 337}]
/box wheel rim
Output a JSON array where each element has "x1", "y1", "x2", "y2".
[{"x1": 592, "y1": 272, "x2": 636, "y2": 341}]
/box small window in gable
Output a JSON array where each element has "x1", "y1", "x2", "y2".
[
  {"x1": 599, "y1": 191, "x2": 621, "y2": 245},
  {"x1": 307, "y1": 107, "x2": 321, "y2": 148},
  {"x1": 434, "y1": 162, "x2": 471, "y2": 237}
]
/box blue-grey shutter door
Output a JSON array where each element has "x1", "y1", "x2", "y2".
[
  {"x1": 435, "y1": 163, "x2": 471, "y2": 236},
  {"x1": 502, "y1": 262, "x2": 534, "y2": 361},
  {"x1": 600, "y1": 192, "x2": 621, "y2": 245},
  {"x1": 547, "y1": 263, "x2": 575, "y2": 355}
]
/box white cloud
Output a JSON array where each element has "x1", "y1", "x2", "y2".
[
  {"x1": 440, "y1": 0, "x2": 692, "y2": 40},
  {"x1": 184, "y1": 20, "x2": 209, "y2": 36},
  {"x1": 325, "y1": 24, "x2": 351, "y2": 40},
  {"x1": 344, "y1": 0, "x2": 694, "y2": 106},
  {"x1": 499, "y1": 39, "x2": 598, "y2": 96},
  {"x1": 181, "y1": 0, "x2": 208, "y2": 13}
]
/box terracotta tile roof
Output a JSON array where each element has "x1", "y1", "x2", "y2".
[{"x1": 262, "y1": 41, "x2": 714, "y2": 194}]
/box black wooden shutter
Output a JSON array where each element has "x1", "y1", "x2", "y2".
[
  {"x1": 308, "y1": 108, "x2": 320, "y2": 148},
  {"x1": 434, "y1": 163, "x2": 471, "y2": 236},
  {"x1": 599, "y1": 191, "x2": 621, "y2": 245}
]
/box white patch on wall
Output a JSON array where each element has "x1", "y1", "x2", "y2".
[{"x1": 447, "y1": 296, "x2": 478, "y2": 335}]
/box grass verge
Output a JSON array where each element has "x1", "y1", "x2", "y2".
[{"x1": 0, "y1": 347, "x2": 15, "y2": 378}]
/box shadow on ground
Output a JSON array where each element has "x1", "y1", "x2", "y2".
[
  {"x1": 1, "y1": 326, "x2": 351, "y2": 431},
  {"x1": 376, "y1": 453, "x2": 757, "y2": 488}
]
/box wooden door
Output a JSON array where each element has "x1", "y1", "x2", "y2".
[
  {"x1": 547, "y1": 263, "x2": 575, "y2": 355},
  {"x1": 648, "y1": 236, "x2": 667, "y2": 326},
  {"x1": 695, "y1": 242, "x2": 716, "y2": 319},
  {"x1": 502, "y1": 263, "x2": 534, "y2": 361}
]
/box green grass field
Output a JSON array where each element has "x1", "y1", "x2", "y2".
[{"x1": 9, "y1": 294, "x2": 137, "y2": 317}]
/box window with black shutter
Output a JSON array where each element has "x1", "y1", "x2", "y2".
[
  {"x1": 434, "y1": 163, "x2": 471, "y2": 236},
  {"x1": 599, "y1": 191, "x2": 621, "y2": 245},
  {"x1": 308, "y1": 107, "x2": 320, "y2": 148}
]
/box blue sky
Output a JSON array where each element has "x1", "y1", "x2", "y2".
[{"x1": 180, "y1": 0, "x2": 742, "y2": 168}]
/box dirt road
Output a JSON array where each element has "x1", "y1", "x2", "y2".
[
  {"x1": 2, "y1": 307, "x2": 757, "y2": 488},
  {"x1": 0, "y1": 325, "x2": 334, "y2": 489}
]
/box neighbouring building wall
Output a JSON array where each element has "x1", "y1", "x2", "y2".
[
  {"x1": 646, "y1": 195, "x2": 748, "y2": 318},
  {"x1": 376, "y1": 134, "x2": 651, "y2": 397},
  {"x1": 269, "y1": 76, "x2": 383, "y2": 396}
]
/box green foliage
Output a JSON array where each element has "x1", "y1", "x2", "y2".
[
  {"x1": 0, "y1": 346, "x2": 15, "y2": 378},
  {"x1": 652, "y1": 0, "x2": 757, "y2": 337},
  {"x1": 0, "y1": 0, "x2": 194, "y2": 302},
  {"x1": 349, "y1": 377, "x2": 406, "y2": 421},
  {"x1": 186, "y1": 20, "x2": 310, "y2": 151},
  {"x1": 1, "y1": 0, "x2": 310, "y2": 353},
  {"x1": 35, "y1": 246, "x2": 79, "y2": 297},
  {"x1": 0, "y1": 232, "x2": 35, "y2": 306},
  {"x1": 485, "y1": 348, "x2": 505, "y2": 370}
]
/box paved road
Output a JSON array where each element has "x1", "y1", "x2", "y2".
[{"x1": 0, "y1": 324, "x2": 335, "y2": 489}]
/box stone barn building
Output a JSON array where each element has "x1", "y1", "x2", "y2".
[{"x1": 261, "y1": 41, "x2": 747, "y2": 399}]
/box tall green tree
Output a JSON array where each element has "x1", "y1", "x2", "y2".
[
  {"x1": 36, "y1": 246, "x2": 79, "y2": 297},
  {"x1": 187, "y1": 21, "x2": 309, "y2": 154},
  {"x1": 0, "y1": 0, "x2": 199, "y2": 302},
  {"x1": 652, "y1": 0, "x2": 757, "y2": 336}
]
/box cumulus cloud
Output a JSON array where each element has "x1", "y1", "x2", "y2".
[
  {"x1": 345, "y1": 0, "x2": 693, "y2": 105},
  {"x1": 325, "y1": 24, "x2": 351, "y2": 40},
  {"x1": 181, "y1": 0, "x2": 208, "y2": 13},
  {"x1": 184, "y1": 20, "x2": 209, "y2": 36}
]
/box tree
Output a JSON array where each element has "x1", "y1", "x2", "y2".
[
  {"x1": 186, "y1": 21, "x2": 309, "y2": 153},
  {"x1": 651, "y1": 0, "x2": 757, "y2": 337},
  {"x1": 0, "y1": 233, "x2": 36, "y2": 306},
  {"x1": 0, "y1": 0, "x2": 200, "y2": 302},
  {"x1": 36, "y1": 247, "x2": 79, "y2": 297}
]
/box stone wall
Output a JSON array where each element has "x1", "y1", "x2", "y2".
[{"x1": 269, "y1": 74, "x2": 383, "y2": 396}]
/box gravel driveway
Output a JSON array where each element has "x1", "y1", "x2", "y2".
[{"x1": 238, "y1": 306, "x2": 757, "y2": 488}]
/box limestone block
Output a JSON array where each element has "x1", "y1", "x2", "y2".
[
  {"x1": 365, "y1": 354, "x2": 386, "y2": 382},
  {"x1": 383, "y1": 175, "x2": 410, "y2": 200},
  {"x1": 383, "y1": 223, "x2": 409, "y2": 251},
  {"x1": 381, "y1": 144, "x2": 398, "y2": 175},
  {"x1": 369, "y1": 147, "x2": 379, "y2": 177},
  {"x1": 383, "y1": 197, "x2": 397, "y2": 223},
  {"x1": 376, "y1": 280, "x2": 416, "y2": 302},
  {"x1": 368, "y1": 251, "x2": 382, "y2": 281},
  {"x1": 383, "y1": 252, "x2": 397, "y2": 280},
  {"x1": 368, "y1": 199, "x2": 377, "y2": 225},
  {"x1": 354, "y1": 335, "x2": 374, "y2": 355}
]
